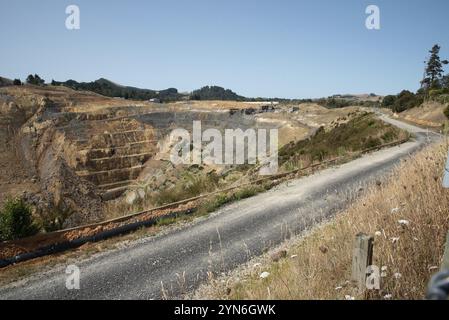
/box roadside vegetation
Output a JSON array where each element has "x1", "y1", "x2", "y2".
[
  {"x1": 0, "y1": 198, "x2": 74, "y2": 240},
  {"x1": 202, "y1": 142, "x2": 449, "y2": 300},
  {"x1": 156, "y1": 183, "x2": 272, "y2": 227},
  {"x1": 279, "y1": 113, "x2": 408, "y2": 169},
  {"x1": 0, "y1": 198, "x2": 38, "y2": 241}
]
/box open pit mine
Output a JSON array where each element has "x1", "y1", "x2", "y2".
[{"x1": 0, "y1": 85, "x2": 360, "y2": 229}]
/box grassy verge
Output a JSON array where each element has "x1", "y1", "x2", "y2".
[
  {"x1": 156, "y1": 183, "x2": 272, "y2": 226},
  {"x1": 202, "y1": 142, "x2": 449, "y2": 300}
]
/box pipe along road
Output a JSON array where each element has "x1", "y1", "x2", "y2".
[{"x1": 0, "y1": 114, "x2": 441, "y2": 299}]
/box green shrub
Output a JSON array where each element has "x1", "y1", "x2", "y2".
[
  {"x1": 0, "y1": 198, "x2": 39, "y2": 241},
  {"x1": 382, "y1": 95, "x2": 397, "y2": 108},
  {"x1": 391, "y1": 90, "x2": 423, "y2": 113},
  {"x1": 382, "y1": 91, "x2": 424, "y2": 113}
]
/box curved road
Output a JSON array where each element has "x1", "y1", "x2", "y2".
[{"x1": 0, "y1": 114, "x2": 440, "y2": 299}]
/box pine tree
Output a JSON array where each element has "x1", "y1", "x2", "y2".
[
  {"x1": 26, "y1": 74, "x2": 35, "y2": 84},
  {"x1": 421, "y1": 44, "x2": 448, "y2": 90}
]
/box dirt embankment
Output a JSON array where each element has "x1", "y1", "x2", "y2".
[{"x1": 398, "y1": 101, "x2": 448, "y2": 128}]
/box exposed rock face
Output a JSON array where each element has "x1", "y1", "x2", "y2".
[
  {"x1": 39, "y1": 153, "x2": 103, "y2": 226},
  {"x1": 14, "y1": 97, "x2": 104, "y2": 226},
  {"x1": 1, "y1": 85, "x2": 335, "y2": 228},
  {"x1": 0, "y1": 89, "x2": 105, "y2": 227}
]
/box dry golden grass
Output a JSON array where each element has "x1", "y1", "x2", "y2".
[{"x1": 204, "y1": 142, "x2": 449, "y2": 300}]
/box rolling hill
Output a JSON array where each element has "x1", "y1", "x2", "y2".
[{"x1": 51, "y1": 78, "x2": 183, "y2": 102}]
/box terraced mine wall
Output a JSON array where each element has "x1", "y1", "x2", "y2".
[
  {"x1": 55, "y1": 110, "x2": 280, "y2": 201},
  {"x1": 1, "y1": 92, "x2": 281, "y2": 227}
]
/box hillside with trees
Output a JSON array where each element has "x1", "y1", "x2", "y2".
[
  {"x1": 51, "y1": 78, "x2": 182, "y2": 102},
  {"x1": 382, "y1": 44, "x2": 449, "y2": 115},
  {"x1": 51, "y1": 79, "x2": 253, "y2": 102},
  {"x1": 190, "y1": 86, "x2": 246, "y2": 101}
]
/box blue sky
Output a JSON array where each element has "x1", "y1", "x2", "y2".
[{"x1": 1, "y1": 0, "x2": 449, "y2": 98}]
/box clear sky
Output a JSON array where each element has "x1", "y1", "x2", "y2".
[{"x1": 1, "y1": 0, "x2": 449, "y2": 98}]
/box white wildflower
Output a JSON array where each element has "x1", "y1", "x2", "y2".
[
  {"x1": 398, "y1": 220, "x2": 410, "y2": 226},
  {"x1": 393, "y1": 273, "x2": 402, "y2": 279},
  {"x1": 260, "y1": 272, "x2": 270, "y2": 279},
  {"x1": 345, "y1": 295, "x2": 355, "y2": 300},
  {"x1": 384, "y1": 294, "x2": 393, "y2": 300},
  {"x1": 375, "y1": 231, "x2": 382, "y2": 237}
]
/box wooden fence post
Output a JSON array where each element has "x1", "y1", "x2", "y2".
[{"x1": 351, "y1": 233, "x2": 374, "y2": 292}]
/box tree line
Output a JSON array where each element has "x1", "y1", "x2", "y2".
[
  {"x1": 10, "y1": 76, "x2": 253, "y2": 103},
  {"x1": 382, "y1": 44, "x2": 449, "y2": 113}
]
